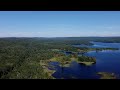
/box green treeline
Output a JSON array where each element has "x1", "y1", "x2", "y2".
[{"x1": 0, "y1": 37, "x2": 120, "y2": 79}]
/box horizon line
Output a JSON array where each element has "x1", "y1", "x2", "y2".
[{"x1": 0, "y1": 36, "x2": 120, "y2": 38}]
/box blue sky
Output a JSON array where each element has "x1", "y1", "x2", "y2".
[{"x1": 0, "y1": 11, "x2": 120, "y2": 37}]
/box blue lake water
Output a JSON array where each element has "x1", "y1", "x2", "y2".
[
  {"x1": 49, "y1": 42, "x2": 120, "y2": 79},
  {"x1": 73, "y1": 41, "x2": 120, "y2": 49}
]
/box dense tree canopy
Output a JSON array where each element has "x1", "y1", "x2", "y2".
[{"x1": 0, "y1": 37, "x2": 120, "y2": 78}]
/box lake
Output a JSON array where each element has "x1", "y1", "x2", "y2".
[
  {"x1": 49, "y1": 42, "x2": 120, "y2": 79},
  {"x1": 73, "y1": 41, "x2": 120, "y2": 49}
]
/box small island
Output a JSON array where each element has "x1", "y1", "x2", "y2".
[
  {"x1": 97, "y1": 72, "x2": 117, "y2": 79},
  {"x1": 77, "y1": 56, "x2": 96, "y2": 66}
]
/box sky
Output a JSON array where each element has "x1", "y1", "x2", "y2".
[{"x1": 0, "y1": 11, "x2": 120, "y2": 37}]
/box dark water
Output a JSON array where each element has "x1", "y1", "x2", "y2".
[
  {"x1": 49, "y1": 42, "x2": 120, "y2": 79},
  {"x1": 49, "y1": 61, "x2": 101, "y2": 79}
]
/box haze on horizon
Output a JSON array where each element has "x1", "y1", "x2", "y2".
[{"x1": 0, "y1": 11, "x2": 120, "y2": 37}]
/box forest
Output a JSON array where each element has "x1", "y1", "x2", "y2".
[{"x1": 0, "y1": 37, "x2": 120, "y2": 79}]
